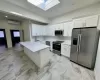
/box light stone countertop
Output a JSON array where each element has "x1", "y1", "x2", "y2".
[
  {"x1": 20, "y1": 41, "x2": 50, "y2": 53},
  {"x1": 62, "y1": 40, "x2": 71, "y2": 46}
]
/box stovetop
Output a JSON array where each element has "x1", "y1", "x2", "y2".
[{"x1": 53, "y1": 41, "x2": 64, "y2": 44}]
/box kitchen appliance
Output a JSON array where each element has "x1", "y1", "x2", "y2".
[
  {"x1": 53, "y1": 41, "x2": 64, "y2": 55},
  {"x1": 70, "y1": 27, "x2": 99, "y2": 69},
  {"x1": 46, "y1": 41, "x2": 50, "y2": 46},
  {"x1": 55, "y1": 30, "x2": 63, "y2": 36},
  {"x1": 45, "y1": 41, "x2": 53, "y2": 51}
]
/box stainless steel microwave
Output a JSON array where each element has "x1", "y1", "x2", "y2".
[{"x1": 55, "y1": 30, "x2": 63, "y2": 36}]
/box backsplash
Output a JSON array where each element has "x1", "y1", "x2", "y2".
[{"x1": 32, "y1": 36, "x2": 71, "y2": 42}]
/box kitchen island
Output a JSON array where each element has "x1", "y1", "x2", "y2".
[{"x1": 20, "y1": 41, "x2": 53, "y2": 69}]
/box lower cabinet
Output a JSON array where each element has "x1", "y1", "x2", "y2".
[{"x1": 61, "y1": 44, "x2": 71, "y2": 58}]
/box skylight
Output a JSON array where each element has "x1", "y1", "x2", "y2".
[{"x1": 27, "y1": 0, "x2": 60, "y2": 11}]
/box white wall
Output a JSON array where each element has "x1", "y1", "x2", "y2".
[
  {"x1": 94, "y1": 17, "x2": 100, "y2": 80},
  {"x1": 0, "y1": 19, "x2": 22, "y2": 48},
  {"x1": 21, "y1": 20, "x2": 32, "y2": 42},
  {"x1": 95, "y1": 37, "x2": 100, "y2": 80},
  {"x1": 51, "y1": 2, "x2": 100, "y2": 24},
  {"x1": 0, "y1": 0, "x2": 49, "y2": 23}
]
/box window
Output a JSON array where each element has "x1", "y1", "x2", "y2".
[
  {"x1": 13, "y1": 31, "x2": 20, "y2": 37},
  {"x1": 0, "y1": 31, "x2": 4, "y2": 38}
]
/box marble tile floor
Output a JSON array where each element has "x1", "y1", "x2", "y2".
[
  {"x1": 0, "y1": 45, "x2": 7, "y2": 54},
  {"x1": 0, "y1": 48, "x2": 95, "y2": 80}
]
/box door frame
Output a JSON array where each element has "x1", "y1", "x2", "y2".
[
  {"x1": 0, "y1": 29, "x2": 8, "y2": 48},
  {"x1": 10, "y1": 30, "x2": 21, "y2": 47}
]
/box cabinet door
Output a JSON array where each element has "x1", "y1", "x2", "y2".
[
  {"x1": 54, "y1": 24, "x2": 64, "y2": 30},
  {"x1": 50, "y1": 26, "x2": 55, "y2": 36},
  {"x1": 37, "y1": 26, "x2": 43, "y2": 36},
  {"x1": 40, "y1": 26, "x2": 45, "y2": 36},
  {"x1": 32, "y1": 24, "x2": 44, "y2": 36},
  {"x1": 74, "y1": 18, "x2": 85, "y2": 28},
  {"x1": 58, "y1": 23, "x2": 64, "y2": 30},
  {"x1": 61, "y1": 44, "x2": 71, "y2": 58},
  {"x1": 43, "y1": 26, "x2": 47, "y2": 36},
  {"x1": 48, "y1": 25, "x2": 55, "y2": 36},
  {"x1": 63, "y1": 22, "x2": 68, "y2": 36},
  {"x1": 67, "y1": 22, "x2": 74, "y2": 36},
  {"x1": 32, "y1": 24, "x2": 38, "y2": 36},
  {"x1": 85, "y1": 15, "x2": 98, "y2": 27},
  {"x1": 64, "y1": 21, "x2": 73, "y2": 36},
  {"x1": 37, "y1": 26, "x2": 41, "y2": 36}
]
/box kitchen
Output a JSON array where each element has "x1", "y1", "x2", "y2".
[{"x1": 0, "y1": 0, "x2": 100, "y2": 80}]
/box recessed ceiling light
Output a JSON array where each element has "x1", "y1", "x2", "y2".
[{"x1": 5, "y1": 16, "x2": 8, "y2": 18}]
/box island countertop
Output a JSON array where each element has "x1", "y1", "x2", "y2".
[{"x1": 20, "y1": 41, "x2": 50, "y2": 53}]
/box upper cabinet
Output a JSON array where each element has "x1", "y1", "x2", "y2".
[
  {"x1": 74, "y1": 18, "x2": 86, "y2": 28},
  {"x1": 32, "y1": 24, "x2": 47, "y2": 36},
  {"x1": 74, "y1": 15, "x2": 99, "y2": 28},
  {"x1": 64, "y1": 21, "x2": 74, "y2": 36},
  {"x1": 54, "y1": 23, "x2": 64, "y2": 30},
  {"x1": 47, "y1": 23, "x2": 64, "y2": 36},
  {"x1": 32, "y1": 15, "x2": 99, "y2": 37},
  {"x1": 32, "y1": 24, "x2": 39, "y2": 36},
  {"x1": 85, "y1": 15, "x2": 99, "y2": 27},
  {"x1": 47, "y1": 25, "x2": 55, "y2": 36}
]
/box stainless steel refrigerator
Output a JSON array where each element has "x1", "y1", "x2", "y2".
[{"x1": 70, "y1": 27, "x2": 99, "y2": 69}]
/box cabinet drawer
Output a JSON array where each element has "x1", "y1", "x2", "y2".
[{"x1": 61, "y1": 44, "x2": 71, "y2": 57}]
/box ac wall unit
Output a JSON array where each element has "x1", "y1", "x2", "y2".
[{"x1": 8, "y1": 20, "x2": 21, "y2": 25}]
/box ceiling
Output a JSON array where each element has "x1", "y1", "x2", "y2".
[
  {"x1": 0, "y1": 11, "x2": 26, "y2": 22},
  {"x1": 4, "y1": 0, "x2": 100, "y2": 19}
]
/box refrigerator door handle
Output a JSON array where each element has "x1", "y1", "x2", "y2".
[
  {"x1": 79, "y1": 34, "x2": 82, "y2": 52},
  {"x1": 77, "y1": 34, "x2": 80, "y2": 52}
]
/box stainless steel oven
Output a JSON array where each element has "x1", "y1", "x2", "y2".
[{"x1": 53, "y1": 41, "x2": 64, "y2": 55}]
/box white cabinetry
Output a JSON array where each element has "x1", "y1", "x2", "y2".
[
  {"x1": 85, "y1": 15, "x2": 98, "y2": 27},
  {"x1": 74, "y1": 18, "x2": 86, "y2": 28},
  {"x1": 47, "y1": 23, "x2": 64, "y2": 36},
  {"x1": 47, "y1": 25, "x2": 55, "y2": 36},
  {"x1": 41, "y1": 26, "x2": 47, "y2": 36},
  {"x1": 54, "y1": 23, "x2": 64, "y2": 30},
  {"x1": 64, "y1": 21, "x2": 74, "y2": 36},
  {"x1": 61, "y1": 43, "x2": 71, "y2": 58},
  {"x1": 32, "y1": 24, "x2": 39, "y2": 36},
  {"x1": 32, "y1": 24, "x2": 47, "y2": 36},
  {"x1": 74, "y1": 15, "x2": 99, "y2": 28}
]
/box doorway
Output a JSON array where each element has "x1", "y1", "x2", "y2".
[
  {"x1": 0, "y1": 29, "x2": 7, "y2": 53},
  {"x1": 10, "y1": 30, "x2": 21, "y2": 47}
]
